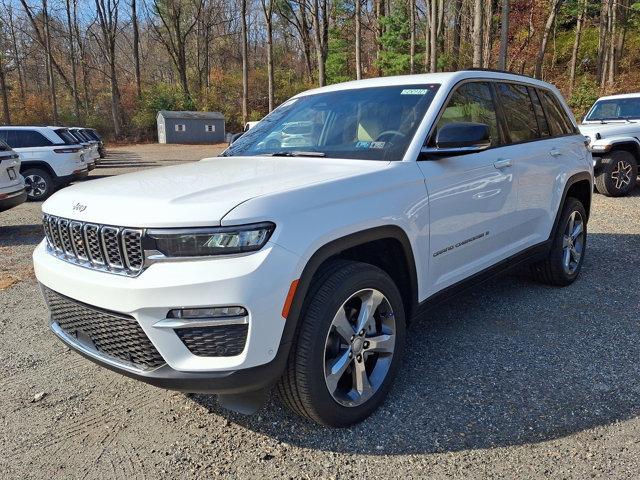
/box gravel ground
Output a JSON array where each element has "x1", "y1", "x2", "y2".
[{"x1": 1, "y1": 144, "x2": 639, "y2": 479}]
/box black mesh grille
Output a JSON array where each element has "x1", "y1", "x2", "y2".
[
  {"x1": 102, "y1": 227, "x2": 123, "y2": 267},
  {"x1": 175, "y1": 324, "x2": 248, "y2": 357},
  {"x1": 70, "y1": 222, "x2": 88, "y2": 260},
  {"x1": 58, "y1": 219, "x2": 74, "y2": 255},
  {"x1": 44, "y1": 287, "x2": 165, "y2": 370},
  {"x1": 122, "y1": 229, "x2": 143, "y2": 270},
  {"x1": 84, "y1": 224, "x2": 104, "y2": 264}
]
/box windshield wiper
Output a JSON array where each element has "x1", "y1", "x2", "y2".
[{"x1": 267, "y1": 151, "x2": 326, "y2": 157}]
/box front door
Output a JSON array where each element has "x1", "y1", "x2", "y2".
[{"x1": 418, "y1": 81, "x2": 518, "y2": 295}]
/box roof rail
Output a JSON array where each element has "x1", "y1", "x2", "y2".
[{"x1": 462, "y1": 68, "x2": 539, "y2": 81}]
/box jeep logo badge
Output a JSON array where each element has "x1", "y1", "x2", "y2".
[{"x1": 73, "y1": 203, "x2": 87, "y2": 212}]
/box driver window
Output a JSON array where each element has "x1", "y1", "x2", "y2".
[{"x1": 430, "y1": 82, "x2": 501, "y2": 147}]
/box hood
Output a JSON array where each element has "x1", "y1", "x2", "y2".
[
  {"x1": 579, "y1": 122, "x2": 640, "y2": 140},
  {"x1": 42, "y1": 156, "x2": 388, "y2": 227}
]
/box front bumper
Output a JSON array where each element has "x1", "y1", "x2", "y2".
[{"x1": 33, "y1": 240, "x2": 300, "y2": 392}]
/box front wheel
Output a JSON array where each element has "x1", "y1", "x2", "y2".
[
  {"x1": 531, "y1": 197, "x2": 587, "y2": 286},
  {"x1": 278, "y1": 260, "x2": 405, "y2": 427},
  {"x1": 594, "y1": 150, "x2": 638, "y2": 197}
]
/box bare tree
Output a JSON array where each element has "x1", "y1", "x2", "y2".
[
  {"x1": 430, "y1": 0, "x2": 437, "y2": 72},
  {"x1": 131, "y1": 0, "x2": 142, "y2": 98},
  {"x1": 498, "y1": 0, "x2": 509, "y2": 70},
  {"x1": 65, "y1": 0, "x2": 81, "y2": 120},
  {"x1": 569, "y1": 0, "x2": 586, "y2": 93},
  {"x1": 472, "y1": 0, "x2": 483, "y2": 67},
  {"x1": 95, "y1": 0, "x2": 124, "y2": 137},
  {"x1": 482, "y1": 0, "x2": 494, "y2": 68},
  {"x1": 42, "y1": 0, "x2": 58, "y2": 124},
  {"x1": 241, "y1": 0, "x2": 248, "y2": 122},
  {"x1": 151, "y1": 0, "x2": 204, "y2": 102},
  {"x1": 534, "y1": 0, "x2": 563, "y2": 79},
  {"x1": 451, "y1": 0, "x2": 463, "y2": 70},
  {"x1": 357, "y1": 0, "x2": 363, "y2": 78},
  {"x1": 261, "y1": 0, "x2": 275, "y2": 110},
  {"x1": 312, "y1": 0, "x2": 328, "y2": 86}
]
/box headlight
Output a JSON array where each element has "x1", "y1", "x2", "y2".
[{"x1": 146, "y1": 222, "x2": 275, "y2": 257}]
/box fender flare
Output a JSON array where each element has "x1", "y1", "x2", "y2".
[
  {"x1": 550, "y1": 170, "x2": 593, "y2": 236},
  {"x1": 279, "y1": 225, "x2": 419, "y2": 349}
]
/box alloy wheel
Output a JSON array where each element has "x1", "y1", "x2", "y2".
[
  {"x1": 24, "y1": 174, "x2": 47, "y2": 199},
  {"x1": 562, "y1": 210, "x2": 584, "y2": 275},
  {"x1": 611, "y1": 160, "x2": 633, "y2": 190},
  {"x1": 323, "y1": 288, "x2": 396, "y2": 407}
]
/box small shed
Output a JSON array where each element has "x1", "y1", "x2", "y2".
[{"x1": 157, "y1": 110, "x2": 225, "y2": 144}]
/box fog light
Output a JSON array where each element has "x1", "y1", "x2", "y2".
[{"x1": 168, "y1": 306, "x2": 247, "y2": 319}]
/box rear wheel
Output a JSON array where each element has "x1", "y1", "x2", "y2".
[
  {"x1": 22, "y1": 168, "x2": 54, "y2": 201},
  {"x1": 531, "y1": 197, "x2": 587, "y2": 286},
  {"x1": 594, "y1": 150, "x2": 638, "y2": 197},
  {"x1": 278, "y1": 260, "x2": 405, "y2": 427}
]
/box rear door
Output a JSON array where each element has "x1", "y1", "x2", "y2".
[{"x1": 418, "y1": 80, "x2": 519, "y2": 294}]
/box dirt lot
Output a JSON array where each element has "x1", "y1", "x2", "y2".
[{"x1": 1, "y1": 144, "x2": 639, "y2": 479}]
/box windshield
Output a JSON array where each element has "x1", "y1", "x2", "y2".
[
  {"x1": 223, "y1": 84, "x2": 440, "y2": 160},
  {"x1": 585, "y1": 97, "x2": 640, "y2": 121}
]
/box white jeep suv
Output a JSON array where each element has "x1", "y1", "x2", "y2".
[
  {"x1": 580, "y1": 93, "x2": 640, "y2": 196},
  {"x1": 34, "y1": 71, "x2": 593, "y2": 427},
  {"x1": 0, "y1": 126, "x2": 88, "y2": 201}
]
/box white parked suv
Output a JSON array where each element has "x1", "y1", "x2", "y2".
[
  {"x1": 34, "y1": 71, "x2": 593, "y2": 427},
  {"x1": 0, "y1": 126, "x2": 88, "y2": 201},
  {"x1": 580, "y1": 93, "x2": 640, "y2": 196},
  {"x1": 0, "y1": 139, "x2": 26, "y2": 212}
]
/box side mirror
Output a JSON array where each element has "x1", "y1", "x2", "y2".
[
  {"x1": 420, "y1": 122, "x2": 491, "y2": 158},
  {"x1": 229, "y1": 132, "x2": 244, "y2": 146}
]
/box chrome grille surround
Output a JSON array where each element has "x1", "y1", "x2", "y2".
[{"x1": 42, "y1": 214, "x2": 144, "y2": 277}]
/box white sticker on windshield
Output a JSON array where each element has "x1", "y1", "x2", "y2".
[
  {"x1": 401, "y1": 88, "x2": 429, "y2": 95},
  {"x1": 370, "y1": 141, "x2": 386, "y2": 149}
]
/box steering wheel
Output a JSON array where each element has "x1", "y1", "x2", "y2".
[{"x1": 375, "y1": 130, "x2": 406, "y2": 142}]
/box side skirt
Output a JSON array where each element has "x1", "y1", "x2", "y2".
[{"x1": 412, "y1": 240, "x2": 550, "y2": 320}]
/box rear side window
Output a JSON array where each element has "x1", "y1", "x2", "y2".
[
  {"x1": 538, "y1": 90, "x2": 576, "y2": 136},
  {"x1": 529, "y1": 87, "x2": 550, "y2": 137},
  {"x1": 495, "y1": 82, "x2": 540, "y2": 143},
  {"x1": 5, "y1": 130, "x2": 53, "y2": 148},
  {"x1": 83, "y1": 129, "x2": 99, "y2": 141},
  {"x1": 431, "y1": 81, "x2": 501, "y2": 147},
  {"x1": 55, "y1": 129, "x2": 79, "y2": 145}
]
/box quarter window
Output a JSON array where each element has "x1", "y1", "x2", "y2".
[
  {"x1": 538, "y1": 90, "x2": 576, "y2": 136},
  {"x1": 496, "y1": 82, "x2": 540, "y2": 143},
  {"x1": 175, "y1": 124, "x2": 186, "y2": 132},
  {"x1": 205, "y1": 125, "x2": 215, "y2": 132},
  {"x1": 431, "y1": 81, "x2": 501, "y2": 147},
  {"x1": 529, "y1": 87, "x2": 550, "y2": 137}
]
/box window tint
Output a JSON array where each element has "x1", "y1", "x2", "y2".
[
  {"x1": 529, "y1": 87, "x2": 550, "y2": 137},
  {"x1": 431, "y1": 81, "x2": 501, "y2": 147},
  {"x1": 539, "y1": 90, "x2": 576, "y2": 136},
  {"x1": 496, "y1": 82, "x2": 540, "y2": 143},
  {"x1": 5, "y1": 130, "x2": 52, "y2": 148},
  {"x1": 55, "y1": 129, "x2": 79, "y2": 145}
]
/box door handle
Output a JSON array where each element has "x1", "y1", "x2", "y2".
[
  {"x1": 549, "y1": 148, "x2": 562, "y2": 157},
  {"x1": 493, "y1": 158, "x2": 512, "y2": 169}
]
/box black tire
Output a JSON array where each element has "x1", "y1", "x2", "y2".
[
  {"x1": 22, "y1": 168, "x2": 55, "y2": 201},
  {"x1": 531, "y1": 197, "x2": 587, "y2": 286},
  {"x1": 277, "y1": 260, "x2": 406, "y2": 427},
  {"x1": 594, "y1": 150, "x2": 638, "y2": 197}
]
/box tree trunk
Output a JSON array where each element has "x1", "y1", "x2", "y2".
[
  {"x1": 42, "y1": 0, "x2": 58, "y2": 124},
  {"x1": 408, "y1": 0, "x2": 414, "y2": 74},
  {"x1": 482, "y1": 0, "x2": 494, "y2": 68},
  {"x1": 241, "y1": 0, "x2": 249, "y2": 123},
  {"x1": 65, "y1": 0, "x2": 81, "y2": 120},
  {"x1": 131, "y1": 0, "x2": 141, "y2": 99},
  {"x1": 261, "y1": 0, "x2": 275, "y2": 111},
  {"x1": 596, "y1": 0, "x2": 610, "y2": 84},
  {"x1": 424, "y1": 1, "x2": 431, "y2": 72},
  {"x1": 355, "y1": 0, "x2": 360, "y2": 80},
  {"x1": 472, "y1": 0, "x2": 483, "y2": 67},
  {"x1": 451, "y1": 0, "x2": 462, "y2": 69},
  {"x1": 0, "y1": 65, "x2": 10, "y2": 124},
  {"x1": 375, "y1": 0, "x2": 384, "y2": 76},
  {"x1": 430, "y1": 0, "x2": 437, "y2": 72},
  {"x1": 312, "y1": 0, "x2": 327, "y2": 86},
  {"x1": 7, "y1": 5, "x2": 25, "y2": 104},
  {"x1": 569, "y1": 0, "x2": 586, "y2": 93},
  {"x1": 498, "y1": 0, "x2": 509, "y2": 70},
  {"x1": 534, "y1": 0, "x2": 562, "y2": 79}
]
